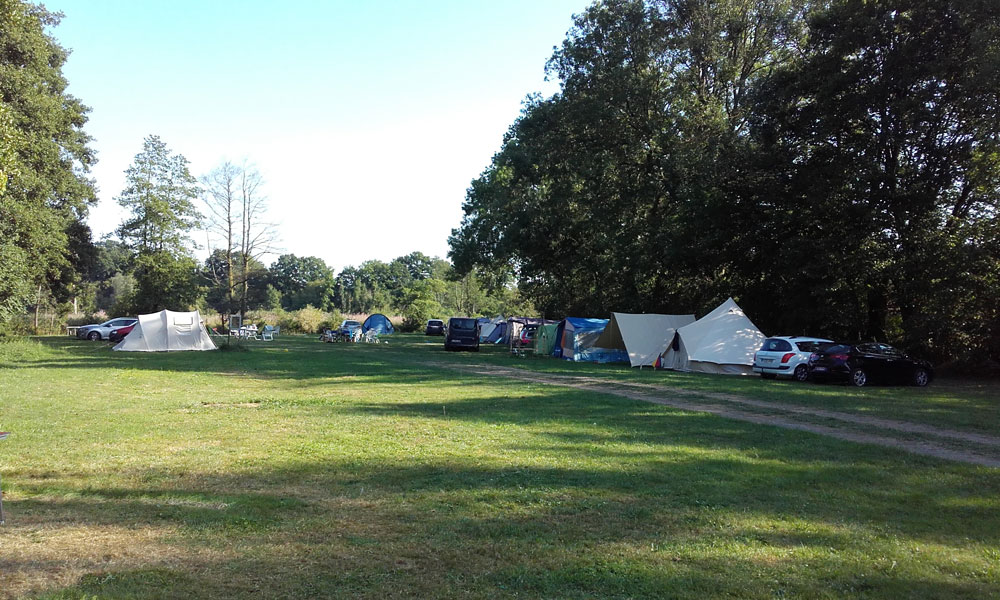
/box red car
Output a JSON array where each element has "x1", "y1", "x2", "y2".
[{"x1": 108, "y1": 323, "x2": 136, "y2": 343}]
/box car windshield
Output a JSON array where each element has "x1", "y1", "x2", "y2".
[
  {"x1": 450, "y1": 318, "x2": 476, "y2": 330},
  {"x1": 428, "y1": 320, "x2": 443, "y2": 326},
  {"x1": 344, "y1": 321, "x2": 360, "y2": 327}
]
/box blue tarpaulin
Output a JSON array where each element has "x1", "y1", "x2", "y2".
[{"x1": 553, "y1": 317, "x2": 627, "y2": 363}]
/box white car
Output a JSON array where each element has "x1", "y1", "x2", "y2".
[
  {"x1": 76, "y1": 317, "x2": 138, "y2": 341},
  {"x1": 753, "y1": 336, "x2": 833, "y2": 381}
]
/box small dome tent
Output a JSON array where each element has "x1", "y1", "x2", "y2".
[
  {"x1": 113, "y1": 309, "x2": 216, "y2": 352},
  {"x1": 362, "y1": 313, "x2": 395, "y2": 335}
]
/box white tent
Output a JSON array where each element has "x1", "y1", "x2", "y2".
[
  {"x1": 593, "y1": 312, "x2": 696, "y2": 367},
  {"x1": 659, "y1": 298, "x2": 765, "y2": 375},
  {"x1": 113, "y1": 309, "x2": 217, "y2": 352}
]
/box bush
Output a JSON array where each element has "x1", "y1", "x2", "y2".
[{"x1": 291, "y1": 305, "x2": 326, "y2": 334}]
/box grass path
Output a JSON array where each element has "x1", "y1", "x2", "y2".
[{"x1": 428, "y1": 361, "x2": 1000, "y2": 467}]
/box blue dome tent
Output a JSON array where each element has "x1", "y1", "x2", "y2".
[{"x1": 362, "y1": 314, "x2": 395, "y2": 335}]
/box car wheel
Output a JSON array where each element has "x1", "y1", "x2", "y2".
[
  {"x1": 793, "y1": 364, "x2": 809, "y2": 382},
  {"x1": 850, "y1": 368, "x2": 868, "y2": 387},
  {"x1": 913, "y1": 368, "x2": 930, "y2": 387},
  {"x1": 87, "y1": 331, "x2": 101, "y2": 341},
  {"x1": 760, "y1": 372, "x2": 777, "y2": 380}
]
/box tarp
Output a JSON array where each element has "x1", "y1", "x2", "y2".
[
  {"x1": 534, "y1": 323, "x2": 560, "y2": 356},
  {"x1": 362, "y1": 313, "x2": 395, "y2": 335},
  {"x1": 553, "y1": 317, "x2": 628, "y2": 363},
  {"x1": 659, "y1": 298, "x2": 765, "y2": 375},
  {"x1": 113, "y1": 309, "x2": 216, "y2": 352},
  {"x1": 594, "y1": 312, "x2": 697, "y2": 367}
]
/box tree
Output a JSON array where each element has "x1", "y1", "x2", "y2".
[
  {"x1": 0, "y1": 0, "x2": 97, "y2": 325},
  {"x1": 200, "y1": 161, "x2": 241, "y2": 315},
  {"x1": 756, "y1": 0, "x2": 1000, "y2": 360},
  {"x1": 116, "y1": 135, "x2": 200, "y2": 256},
  {"x1": 235, "y1": 164, "x2": 279, "y2": 318},
  {"x1": 125, "y1": 251, "x2": 203, "y2": 315},
  {"x1": 450, "y1": 0, "x2": 807, "y2": 317},
  {"x1": 269, "y1": 254, "x2": 332, "y2": 295}
]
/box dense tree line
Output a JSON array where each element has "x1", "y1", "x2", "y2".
[
  {"x1": 0, "y1": 0, "x2": 97, "y2": 326},
  {"x1": 449, "y1": 0, "x2": 1000, "y2": 365}
]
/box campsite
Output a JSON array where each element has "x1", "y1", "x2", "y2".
[{"x1": 3, "y1": 0, "x2": 1000, "y2": 598}]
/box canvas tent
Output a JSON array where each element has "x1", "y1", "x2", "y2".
[
  {"x1": 593, "y1": 312, "x2": 696, "y2": 367},
  {"x1": 553, "y1": 318, "x2": 628, "y2": 363},
  {"x1": 659, "y1": 298, "x2": 765, "y2": 375},
  {"x1": 362, "y1": 313, "x2": 394, "y2": 335},
  {"x1": 113, "y1": 309, "x2": 216, "y2": 352},
  {"x1": 534, "y1": 322, "x2": 560, "y2": 356}
]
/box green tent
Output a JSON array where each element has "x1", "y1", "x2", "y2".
[{"x1": 534, "y1": 323, "x2": 559, "y2": 356}]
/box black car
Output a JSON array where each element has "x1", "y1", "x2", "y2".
[
  {"x1": 425, "y1": 319, "x2": 445, "y2": 336},
  {"x1": 807, "y1": 342, "x2": 933, "y2": 387},
  {"x1": 445, "y1": 317, "x2": 479, "y2": 351}
]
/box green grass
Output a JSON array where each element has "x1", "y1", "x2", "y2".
[{"x1": 0, "y1": 335, "x2": 997, "y2": 599}]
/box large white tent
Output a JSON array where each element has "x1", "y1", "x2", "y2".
[
  {"x1": 113, "y1": 309, "x2": 217, "y2": 352},
  {"x1": 593, "y1": 312, "x2": 696, "y2": 367},
  {"x1": 659, "y1": 298, "x2": 765, "y2": 375}
]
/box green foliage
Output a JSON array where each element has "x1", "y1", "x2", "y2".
[
  {"x1": 450, "y1": 0, "x2": 1000, "y2": 362},
  {"x1": 400, "y1": 279, "x2": 445, "y2": 332},
  {"x1": 116, "y1": 135, "x2": 201, "y2": 256},
  {"x1": 123, "y1": 251, "x2": 204, "y2": 314},
  {"x1": 288, "y1": 305, "x2": 326, "y2": 334},
  {"x1": 0, "y1": 0, "x2": 97, "y2": 324}
]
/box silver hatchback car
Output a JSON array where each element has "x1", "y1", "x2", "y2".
[
  {"x1": 76, "y1": 318, "x2": 138, "y2": 341},
  {"x1": 753, "y1": 336, "x2": 833, "y2": 381}
]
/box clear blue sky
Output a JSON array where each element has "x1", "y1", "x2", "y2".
[{"x1": 45, "y1": 0, "x2": 593, "y2": 271}]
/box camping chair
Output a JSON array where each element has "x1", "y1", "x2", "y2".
[
  {"x1": 0, "y1": 431, "x2": 8, "y2": 525},
  {"x1": 261, "y1": 325, "x2": 275, "y2": 341},
  {"x1": 351, "y1": 328, "x2": 363, "y2": 343},
  {"x1": 364, "y1": 329, "x2": 379, "y2": 344}
]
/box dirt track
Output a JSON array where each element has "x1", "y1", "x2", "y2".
[{"x1": 430, "y1": 361, "x2": 1000, "y2": 468}]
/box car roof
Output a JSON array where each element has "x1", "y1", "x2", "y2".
[{"x1": 767, "y1": 336, "x2": 834, "y2": 343}]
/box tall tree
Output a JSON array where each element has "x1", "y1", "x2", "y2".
[
  {"x1": 116, "y1": 135, "x2": 201, "y2": 256},
  {"x1": 0, "y1": 0, "x2": 96, "y2": 325},
  {"x1": 235, "y1": 163, "x2": 278, "y2": 318},
  {"x1": 757, "y1": 0, "x2": 1000, "y2": 359},
  {"x1": 200, "y1": 161, "x2": 241, "y2": 315}
]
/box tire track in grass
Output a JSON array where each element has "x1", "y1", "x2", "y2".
[{"x1": 425, "y1": 361, "x2": 1000, "y2": 468}]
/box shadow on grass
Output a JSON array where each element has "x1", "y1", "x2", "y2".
[{"x1": 14, "y1": 446, "x2": 1000, "y2": 599}]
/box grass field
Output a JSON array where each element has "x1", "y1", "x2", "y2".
[{"x1": 0, "y1": 334, "x2": 997, "y2": 599}]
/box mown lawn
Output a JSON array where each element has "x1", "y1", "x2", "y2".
[{"x1": 0, "y1": 335, "x2": 997, "y2": 599}]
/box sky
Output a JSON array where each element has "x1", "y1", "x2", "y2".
[{"x1": 44, "y1": 0, "x2": 593, "y2": 272}]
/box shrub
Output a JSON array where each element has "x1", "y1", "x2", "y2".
[{"x1": 292, "y1": 305, "x2": 326, "y2": 334}]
